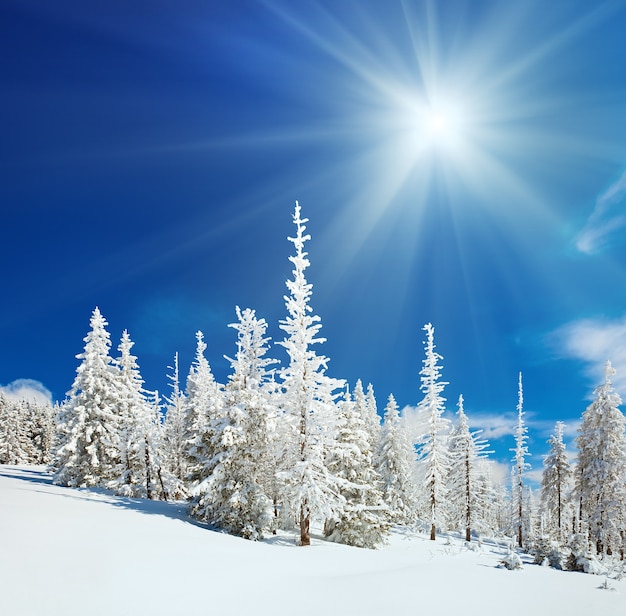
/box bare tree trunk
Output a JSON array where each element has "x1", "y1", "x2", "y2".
[
  {"x1": 430, "y1": 523, "x2": 436, "y2": 541},
  {"x1": 465, "y1": 453, "x2": 471, "y2": 543},
  {"x1": 157, "y1": 466, "x2": 168, "y2": 501},
  {"x1": 300, "y1": 502, "x2": 311, "y2": 546},
  {"x1": 145, "y1": 437, "x2": 153, "y2": 500}
]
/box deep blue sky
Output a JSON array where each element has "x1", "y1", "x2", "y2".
[{"x1": 2, "y1": 0, "x2": 626, "y2": 476}]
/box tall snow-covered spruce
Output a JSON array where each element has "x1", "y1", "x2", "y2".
[
  {"x1": 576, "y1": 361, "x2": 626, "y2": 556},
  {"x1": 540, "y1": 421, "x2": 571, "y2": 542},
  {"x1": 374, "y1": 394, "x2": 419, "y2": 525},
  {"x1": 415, "y1": 323, "x2": 450, "y2": 541},
  {"x1": 511, "y1": 372, "x2": 530, "y2": 548},
  {"x1": 277, "y1": 202, "x2": 345, "y2": 546},
  {"x1": 54, "y1": 308, "x2": 122, "y2": 488},
  {"x1": 190, "y1": 306, "x2": 278, "y2": 540},
  {"x1": 447, "y1": 394, "x2": 493, "y2": 542},
  {"x1": 324, "y1": 387, "x2": 390, "y2": 548}
]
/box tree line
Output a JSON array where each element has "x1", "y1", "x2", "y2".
[{"x1": 2, "y1": 203, "x2": 625, "y2": 567}]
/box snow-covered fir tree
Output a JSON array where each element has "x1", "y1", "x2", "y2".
[
  {"x1": 447, "y1": 394, "x2": 493, "y2": 542},
  {"x1": 110, "y1": 329, "x2": 153, "y2": 497},
  {"x1": 276, "y1": 202, "x2": 345, "y2": 546},
  {"x1": 140, "y1": 390, "x2": 174, "y2": 500},
  {"x1": 576, "y1": 361, "x2": 626, "y2": 556},
  {"x1": 415, "y1": 323, "x2": 451, "y2": 541},
  {"x1": 54, "y1": 308, "x2": 122, "y2": 488},
  {"x1": 510, "y1": 372, "x2": 530, "y2": 548},
  {"x1": 353, "y1": 380, "x2": 380, "y2": 453},
  {"x1": 162, "y1": 353, "x2": 190, "y2": 498},
  {"x1": 324, "y1": 387, "x2": 390, "y2": 548},
  {"x1": 190, "y1": 306, "x2": 277, "y2": 540},
  {"x1": 0, "y1": 394, "x2": 35, "y2": 464},
  {"x1": 540, "y1": 421, "x2": 572, "y2": 542},
  {"x1": 185, "y1": 331, "x2": 224, "y2": 488},
  {"x1": 0, "y1": 394, "x2": 56, "y2": 465},
  {"x1": 374, "y1": 394, "x2": 419, "y2": 525}
]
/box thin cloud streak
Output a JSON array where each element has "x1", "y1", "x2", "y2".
[
  {"x1": 550, "y1": 315, "x2": 626, "y2": 396},
  {"x1": 576, "y1": 169, "x2": 626, "y2": 254}
]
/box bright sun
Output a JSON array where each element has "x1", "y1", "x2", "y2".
[{"x1": 424, "y1": 106, "x2": 463, "y2": 148}]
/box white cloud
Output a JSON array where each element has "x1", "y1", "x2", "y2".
[
  {"x1": 469, "y1": 411, "x2": 517, "y2": 441},
  {"x1": 550, "y1": 315, "x2": 626, "y2": 397},
  {"x1": 0, "y1": 379, "x2": 53, "y2": 406},
  {"x1": 576, "y1": 169, "x2": 626, "y2": 254}
]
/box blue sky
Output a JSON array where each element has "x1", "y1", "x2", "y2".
[{"x1": 2, "y1": 0, "x2": 626, "y2": 475}]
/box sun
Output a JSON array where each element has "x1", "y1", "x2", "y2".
[{"x1": 423, "y1": 104, "x2": 464, "y2": 149}]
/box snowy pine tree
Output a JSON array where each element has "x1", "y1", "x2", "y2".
[
  {"x1": 353, "y1": 380, "x2": 381, "y2": 453},
  {"x1": 415, "y1": 323, "x2": 450, "y2": 541},
  {"x1": 276, "y1": 202, "x2": 345, "y2": 546},
  {"x1": 162, "y1": 353, "x2": 190, "y2": 498},
  {"x1": 576, "y1": 361, "x2": 626, "y2": 556},
  {"x1": 190, "y1": 307, "x2": 277, "y2": 540},
  {"x1": 510, "y1": 372, "x2": 530, "y2": 548},
  {"x1": 447, "y1": 394, "x2": 493, "y2": 541},
  {"x1": 374, "y1": 394, "x2": 419, "y2": 525},
  {"x1": 54, "y1": 308, "x2": 122, "y2": 488},
  {"x1": 185, "y1": 331, "x2": 224, "y2": 488},
  {"x1": 111, "y1": 329, "x2": 153, "y2": 497},
  {"x1": 324, "y1": 387, "x2": 390, "y2": 548},
  {"x1": 540, "y1": 421, "x2": 572, "y2": 542}
]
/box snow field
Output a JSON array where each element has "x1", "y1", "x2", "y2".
[{"x1": 1, "y1": 465, "x2": 624, "y2": 616}]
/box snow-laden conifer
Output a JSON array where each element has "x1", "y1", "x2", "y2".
[
  {"x1": 576, "y1": 361, "x2": 626, "y2": 556},
  {"x1": 510, "y1": 372, "x2": 530, "y2": 548},
  {"x1": 447, "y1": 395, "x2": 493, "y2": 541},
  {"x1": 324, "y1": 387, "x2": 390, "y2": 548},
  {"x1": 276, "y1": 202, "x2": 345, "y2": 546},
  {"x1": 190, "y1": 307, "x2": 277, "y2": 539},
  {"x1": 0, "y1": 395, "x2": 35, "y2": 464},
  {"x1": 185, "y1": 331, "x2": 224, "y2": 488},
  {"x1": 414, "y1": 323, "x2": 450, "y2": 541},
  {"x1": 374, "y1": 394, "x2": 419, "y2": 525},
  {"x1": 54, "y1": 308, "x2": 122, "y2": 488},
  {"x1": 110, "y1": 330, "x2": 153, "y2": 496},
  {"x1": 162, "y1": 353, "x2": 190, "y2": 497},
  {"x1": 540, "y1": 421, "x2": 572, "y2": 542}
]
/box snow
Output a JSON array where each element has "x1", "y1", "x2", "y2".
[{"x1": 1, "y1": 465, "x2": 624, "y2": 616}]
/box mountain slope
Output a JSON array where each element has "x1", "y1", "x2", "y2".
[{"x1": 0, "y1": 465, "x2": 623, "y2": 616}]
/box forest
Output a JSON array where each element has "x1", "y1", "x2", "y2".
[{"x1": 1, "y1": 203, "x2": 625, "y2": 570}]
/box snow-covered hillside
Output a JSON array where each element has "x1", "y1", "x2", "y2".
[{"x1": 1, "y1": 465, "x2": 623, "y2": 616}]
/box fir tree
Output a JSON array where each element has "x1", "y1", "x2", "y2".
[
  {"x1": 111, "y1": 329, "x2": 153, "y2": 496},
  {"x1": 510, "y1": 372, "x2": 530, "y2": 548},
  {"x1": 374, "y1": 394, "x2": 419, "y2": 525},
  {"x1": 277, "y1": 202, "x2": 345, "y2": 546},
  {"x1": 54, "y1": 308, "x2": 122, "y2": 488},
  {"x1": 162, "y1": 353, "x2": 190, "y2": 498},
  {"x1": 576, "y1": 361, "x2": 626, "y2": 556},
  {"x1": 447, "y1": 395, "x2": 493, "y2": 542},
  {"x1": 540, "y1": 421, "x2": 572, "y2": 542},
  {"x1": 325, "y1": 387, "x2": 390, "y2": 548},
  {"x1": 415, "y1": 323, "x2": 450, "y2": 541},
  {"x1": 185, "y1": 331, "x2": 224, "y2": 488},
  {"x1": 190, "y1": 307, "x2": 277, "y2": 539}
]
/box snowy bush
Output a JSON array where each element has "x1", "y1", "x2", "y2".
[
  {"x1": 500, "y1": 550, "x2": 523, "y2": 570},
  {"x1": 531, "y1": 536, "x2": 567, "y2": 570}
]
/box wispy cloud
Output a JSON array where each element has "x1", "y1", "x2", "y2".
[
  {"x1": 550, "y1": 315, "x2": 626, "y2": 396},
  {"x1": 576, "y1": 169, "x2": 626, "y2": 254},
  {"x1": 0, "y1": 379, "x2": 53, "y2": 405}
]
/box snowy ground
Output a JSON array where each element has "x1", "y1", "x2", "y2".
[{"x1": 1, "y1": 465, "x2": 624, "y2": 616}]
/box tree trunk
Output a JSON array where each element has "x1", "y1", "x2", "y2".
[
  {"x1": 465, "y1": 527, "x2": 471, "y2": 542},
  {"x1": 300, "y1": 503, "x2": 311, "y2": 546},
  {"x1": 430, "y1": 523, "x2": 436, "y2": 541}
]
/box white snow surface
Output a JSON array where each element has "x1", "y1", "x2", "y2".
[{"x1": 1, "y1": 465, "x2": 624, "y2": 616}]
